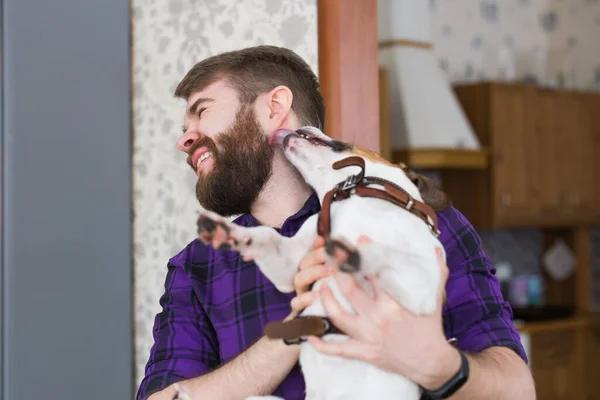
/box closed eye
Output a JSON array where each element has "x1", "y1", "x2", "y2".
[
  {"x1": 330, "y1": 140, "x2": 353, "y2": 152},
  {"x1": 181, "y1": 108, "x2": 208, "y2": 134}
]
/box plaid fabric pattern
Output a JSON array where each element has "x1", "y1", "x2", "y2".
[{"x1": 137, "y1": 193, "x2": 526, "y2": 400}]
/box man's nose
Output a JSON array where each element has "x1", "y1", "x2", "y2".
[{"x1": 177, "y1": 130, "x2": 201, "y2": 153}]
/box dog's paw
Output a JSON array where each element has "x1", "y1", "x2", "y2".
[
  {"x1": 196, "y1": 210, "x2": 234, "y2": 250},
  {"x1": 196, "y1": 210, "x2": 262, "y2": 260},
  {"x1": 325, "y1": 236, "x2": 361, "y2": 273},
  {"x1": 196, "y1": 211, "x2": 250, "y2": 251}
]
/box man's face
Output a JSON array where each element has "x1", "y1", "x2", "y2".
[{"x1": 176, "y1": 80, "x2": 274, "y2": 217}]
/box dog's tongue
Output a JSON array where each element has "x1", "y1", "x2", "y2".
[{"x1": 270, "y1": 128, "x2": 295, "y2": 146}]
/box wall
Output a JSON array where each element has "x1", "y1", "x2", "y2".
[
  {"x1": 131, "y1": 0, "x2": 319, "y2": 387},
  {"x1": 431, "y1": 0, "x2": 600, "y2": 89},
  {"x1": 1, "y1": 0, "x2": 132, "y2": 398}
]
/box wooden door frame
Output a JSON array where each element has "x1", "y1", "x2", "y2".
[{"x1": 317, "y1": 0, "x2": 380, "y2": 153}]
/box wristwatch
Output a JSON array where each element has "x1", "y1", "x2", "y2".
[{"x1": 421, "y1": 350, "x2": 469, "y2": 399}]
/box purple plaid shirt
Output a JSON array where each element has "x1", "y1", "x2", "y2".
[{"x1": 137, "y1": 193, "x2": 526, "y2": 400}]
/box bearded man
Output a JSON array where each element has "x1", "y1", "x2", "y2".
[{"x1": 136, "y1": 45, "x2": 535, "y2": 400}]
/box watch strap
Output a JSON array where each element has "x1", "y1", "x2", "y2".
[{"x1": 421, "y1": 350, "x2": 469, "y2": 399}]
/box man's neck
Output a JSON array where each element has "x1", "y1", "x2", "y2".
[{"x1": 250, "y1": 151, "x2": 313, "y2": 229}]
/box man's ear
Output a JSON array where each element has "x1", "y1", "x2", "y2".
[
  {"x1": 399, "y1": 163, "x2": 452, "y2": 211},
  {"x1": 259, "y1": 85, "x2": 294, "y2": 130}
]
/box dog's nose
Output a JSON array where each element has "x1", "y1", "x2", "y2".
[{"x1": 282, "y1": 131, "x2": 300, "y2": 148}]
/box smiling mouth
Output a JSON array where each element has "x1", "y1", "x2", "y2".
[
  {"x1": 197, "y1": 152, "x2": 213, "y2": 168},
  {"x1": 195, "y1": 151, "x2": 213, "y2": 173}
]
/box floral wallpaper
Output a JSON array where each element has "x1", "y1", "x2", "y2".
[
  {"x1": 430, "y1": 0, "x2": 600, "y2": 90},
  {"x1": 131, "y1": 0, "x2": 318, "y2": 388}
]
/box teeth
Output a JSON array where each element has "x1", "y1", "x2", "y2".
[{"x1": 197, "y1": 152, "x2": 213, "y2": 168}]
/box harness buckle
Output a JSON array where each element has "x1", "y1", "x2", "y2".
[
  {"x1": 283, "y1": 336, "x2": 306, "y2": 345},
  {"x1": 426, "y1": 214, "x2": 441, "y2": 238},
  {"x1": 339, "y1": 174, "x2": 359, "y2": 191}
]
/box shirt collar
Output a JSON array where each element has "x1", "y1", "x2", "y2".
[{"x1": 233, "y1": 191, "x2": 321, "y2": 234}]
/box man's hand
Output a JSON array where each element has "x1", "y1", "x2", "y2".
[
  {"x1": 289, "y1": 236, "x2": 333, "y2": 317},
  {"x1": 295, "y1": 237, "x2": 535, "y2": 399},
  {"x1": 305, "y1": 246, "x2": 456, "y2": 387}
]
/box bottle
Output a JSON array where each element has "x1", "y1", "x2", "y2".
[
  {"x1": 495, "y1": 261, "x2": 513, "y2": 302},
  {"x1": 527, "y1": 275, "x2": 544, "y2": 306}
]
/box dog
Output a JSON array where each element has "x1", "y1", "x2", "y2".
[{"x1": 193, "y1": 126, "x2": 451, "y2": 400}]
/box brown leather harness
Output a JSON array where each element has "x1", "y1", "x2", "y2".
[
  {"x1": 316, "y1": 156, "x2": 440, "y2": 240},
  {"x1": 264, "y1": 155, "x2": 441, "y2": 344}
]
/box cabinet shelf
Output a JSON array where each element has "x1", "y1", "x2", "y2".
[
  {"x1": 516, "y1": 316, "x2": 587, "y2": 334},
  {"x1": 392, "y1": 148, "x2": 489, "y2": 169}
]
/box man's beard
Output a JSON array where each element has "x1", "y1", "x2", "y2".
[{"x1": 193, "y1": 106, "x2": 275, "y2": 217}]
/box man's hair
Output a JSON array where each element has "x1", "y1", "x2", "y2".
[{"x1": 174, "y1": 45, "x2": 325, "y2": 129}]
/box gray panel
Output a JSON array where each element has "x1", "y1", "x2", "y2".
[
  {"x1": 0, "y1": 0, "x2": 4, "y2": 396},
  {"x1": 2, "y1": 0, "x2": 132, "y2": 399}
]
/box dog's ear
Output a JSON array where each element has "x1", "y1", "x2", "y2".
[{"x1": 399, "y1": 163, "x2": 451, "y2": 211}]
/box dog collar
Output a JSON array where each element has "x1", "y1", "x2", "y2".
[{"x1": 264, "y1": 316, "x2": 344, "y2": 345}]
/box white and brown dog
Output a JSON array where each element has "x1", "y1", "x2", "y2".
[{"x1": 193, "y1": 127, "x2": 451, "y2": 400}]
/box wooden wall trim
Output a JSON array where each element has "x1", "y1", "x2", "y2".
[{"x1": 317, "y1": 0, "x2": 380, "y2": 153}]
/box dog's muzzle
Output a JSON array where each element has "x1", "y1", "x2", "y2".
[
  {"x1": 282, "y1": 131, "x2": 300, "y2": 148},
  {"x1": 282, "y1": 128, "x2": 353, "y2": 153}
]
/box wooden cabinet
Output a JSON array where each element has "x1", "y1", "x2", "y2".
[
  {"x1": 518, "y1": 322, "x2": 587, "y2": 400},
  {"x1": 586, "y1": 92, "x2": 600, "y2": 225},
  {"x1": 533, "y1": 329, "x2": 586, "y2": 400},
  {"x1": 489, "y1": 84, "x2": 539, "y2": 226},
  {"x1": 442, "y1": 82, "x2": 600, "y2": 229}
]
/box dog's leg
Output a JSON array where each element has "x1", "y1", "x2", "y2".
[
  {"x1": 325, "y1": 237, "x2": 441, "y2": 315},
  {"x1": 197, "y1": 210, "x2": 317, "y2": 293}
]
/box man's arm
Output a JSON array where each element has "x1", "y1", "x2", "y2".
[
  {"x1": 421, "y1": 346, "x2": 535, "y2": 399},
  {"x1": 148, "y1": 317, "x2": 300, "y2": 400},
  {"x1": 306, "y1": 266, "x2": 535, "y2": 400},
  {"x1": 425, "y1": 205, "x2": 535, "y2": 399},
  {"x1": 136, "y1": 260, "x2": 220, "y2": 400},
  {"x1": 143, "y1": 239, "x2": 329, "y2": 400},
  {"x1": 140, "y1": 260, "x2": 300, "y2": 400}
]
